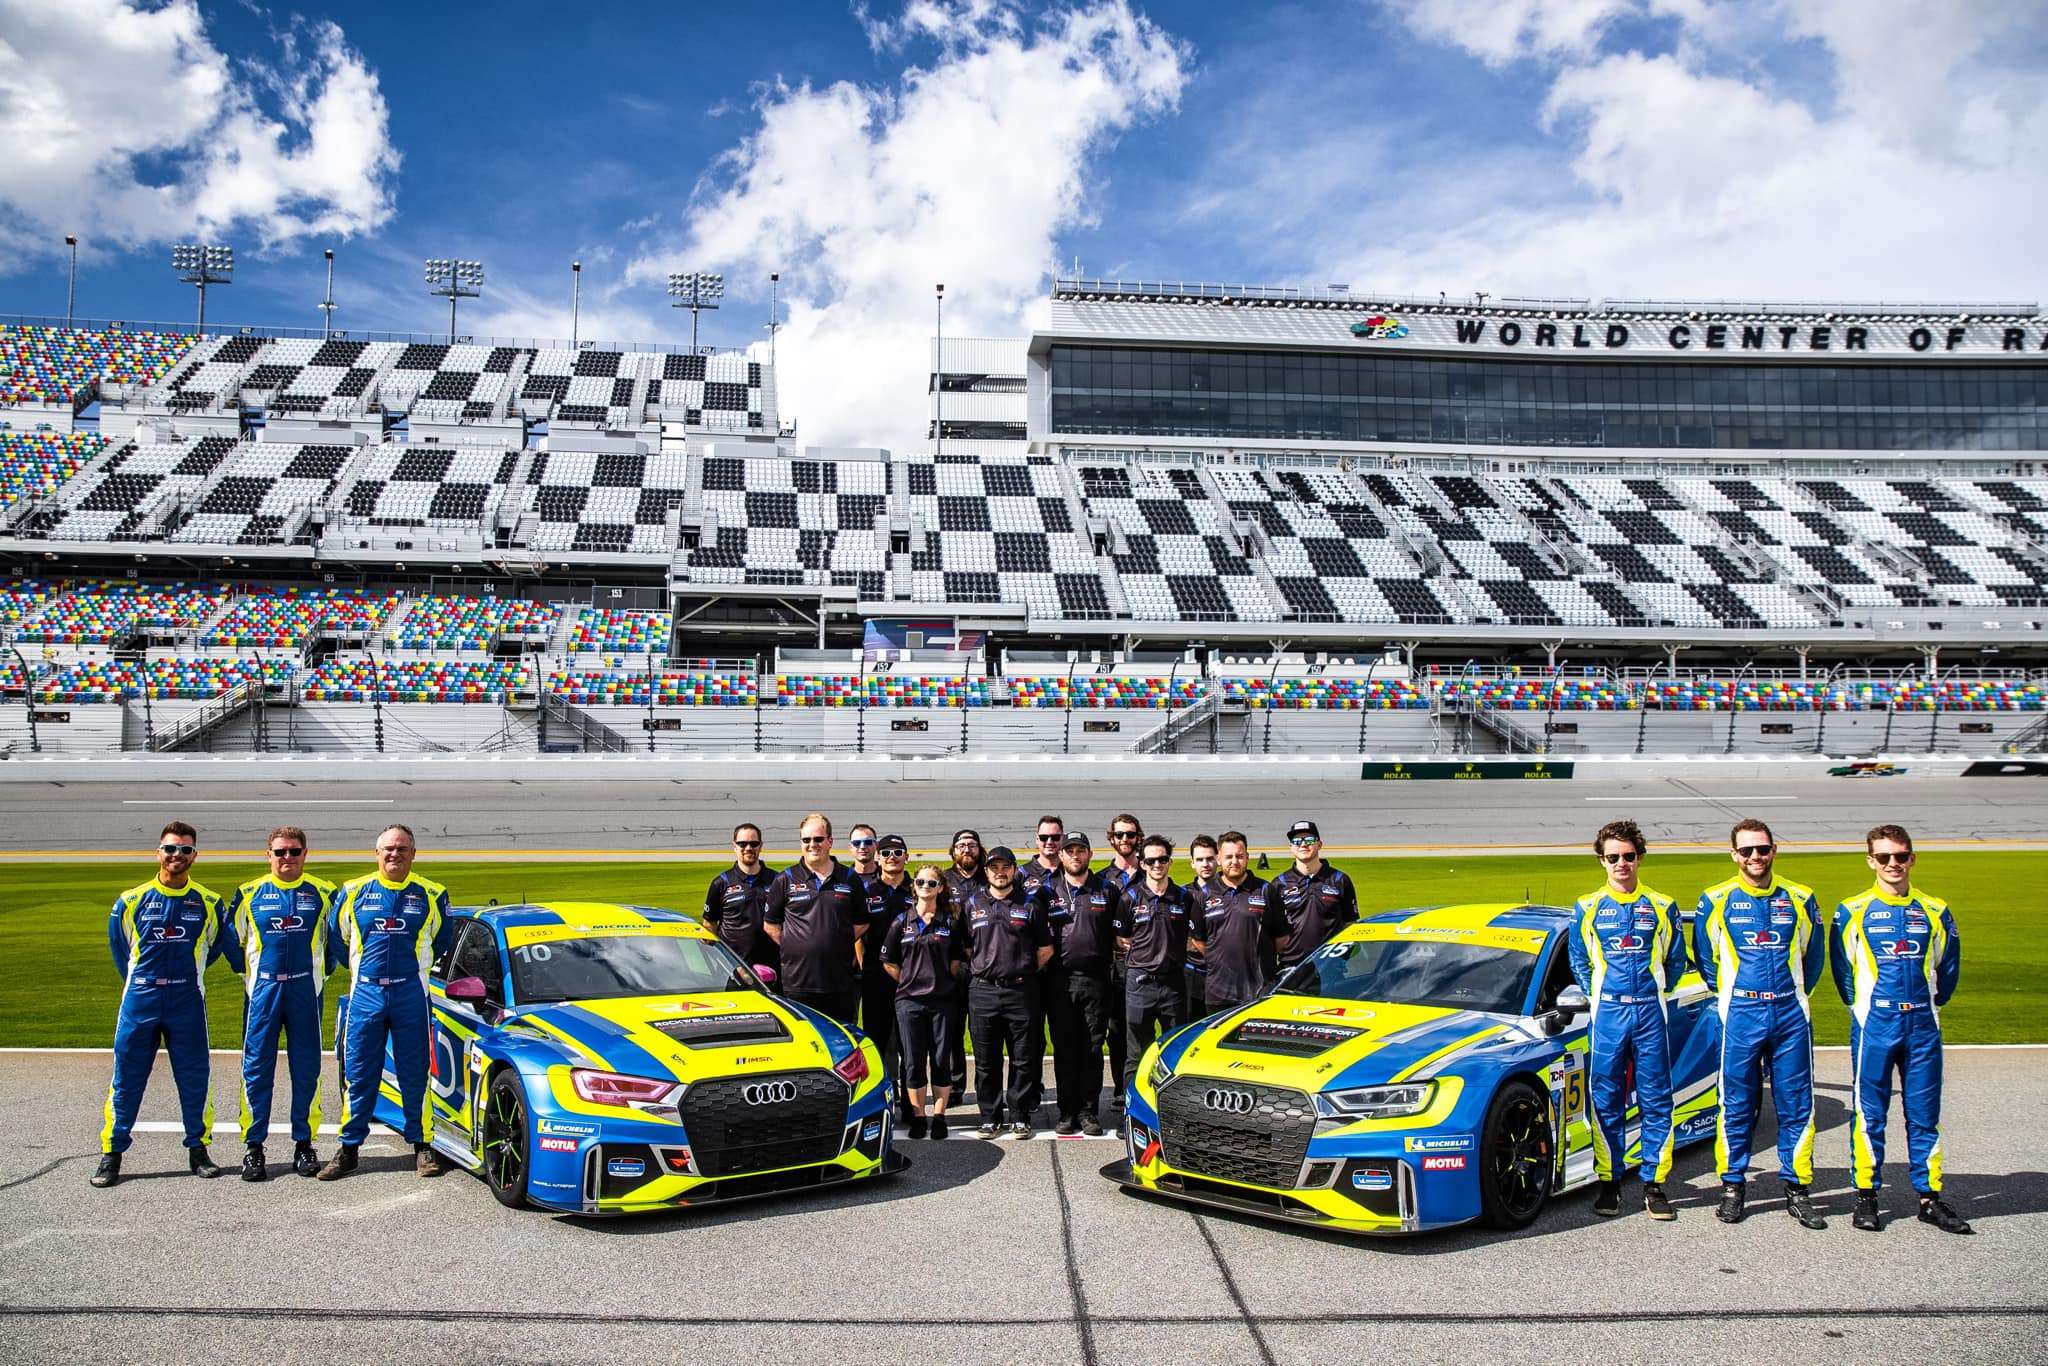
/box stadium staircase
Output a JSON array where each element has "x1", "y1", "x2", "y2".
[
  {"x1": 1130, "y1": 692, "x2": 1218, "y2": 754},
  {"x1": 144, "y1": 679, "x2": 267, "y2": 752},
  {"x1": 2004, "y1": 714, "x2": 2048, "y2": 754},
  {"x1": 527, "y1": 688, "x2": 633, "y2": 753}
]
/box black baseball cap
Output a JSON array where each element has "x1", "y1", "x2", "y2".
[
  {"x1": 1287, "y1": 820, "x2": 1322, "y2": 842},
  {"x1": 1062, "y1": 831, "x2": 1092, "y2": 850},
  {"x1": 877, "y1": 835, "x2": 908, "y2": 856},
  {"x1": 984, "y1": 845, "x2": 1017, "y2": 866},
  {"x1": 951, "y1": 828, "x2": 982, "y2": 847}
]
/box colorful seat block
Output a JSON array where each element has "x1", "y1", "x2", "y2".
[
  {"x1": 0, "y1": 325, "x2": 195, "y2": 405},
  {"x1": 302, "y1": 657, "x2": 531, "y2": 703},
  {"x1": 568, "y1": 608, "x2": 672, "y2": 654},
  {"x1": 0, "y1": 430, "x2": 103, "y2": 506}
]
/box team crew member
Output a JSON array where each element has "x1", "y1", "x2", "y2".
[
  {"x1": 1832, "y1": 824, "x2": 1970, "y2": 1235},
  {"x1": 1102, "y1": 814, "x2": 1146, "y2": 1106},
  {"x1": 962, "y1": 847, "x2": 1054, "y2": 1138},
  {"x1": 764, "y1": 813, "x2": 869, "y2": 1026},
  {"x1": 1184, "y1": 835, "x2": 1218, "y2": 1019},
  {"x1": 1189, "y1": 831, "x2": 1289, "y2": 1015},
  {"x1": 702, "y1": 824, "x2": 777, "y2": 971},
  {"x1": 1116, "y1": 836, "x2": 1192, "y2": 1075},
  {"x1": 226, "y1": 827, "x2": 337, "y2": 1182},
  {"x1": 1693, "y1": 819, "x2": 1827, "y2": 1230},
  {"x1": 881, "y1": 864, "x2": 969, "y2": 1139},
  {"x1": 93, "y1": 822, "x2": 236, "y2": 1188},
  {"x1": 322, "y1": 825, "x2": 455, "y2": 1181},
  {"x1": 1270, "y1": 821, "x2": 1358, "y2": 966},
  {"x1": 1569, "y1": 819, "x2": 1686, "y2": 1221},
  {"x1": 1043, "y1": 831, "x2": 1122, "y2": 1134},
  {"x1": 939, "y1": 829, "x2": 986, "y2": 1104},
  {"x1": 858, "y1": 830, "x2": 913, "y2": 1109},
  {"x1": 1021, "y1": 815, "x2": 1064, "y2": 898}
]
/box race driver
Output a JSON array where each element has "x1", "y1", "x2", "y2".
[
  {"x1": 1691, "y1": 818, "x2": 1827, "y2": 1229},
  {"x1": 92, "y1": 821, "x2": 236, "y2": 1188},
  {"x1": 1568, "y1": 818, "x2": 1686, "y2": 1221},
  {"x1": 320, "y1": 824, "x2": 455, "y2": 1181},
  {"x1": 1832, "y1": 823, "x2": 1970, "y2": 1235},
  {"x1": 226, "y1": 826, "x2": 337, "y2": 1181},
  {"x1": 1269, "y1": 820, "x2": 1357, "y2": 967}
]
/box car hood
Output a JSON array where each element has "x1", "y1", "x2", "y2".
[
  {"x1": 510, "y1": 992, "x2": 839, "y2": 1082},
  {"x1": 1171, "y1": 993, "x2": 1519, "y2": 1090}
]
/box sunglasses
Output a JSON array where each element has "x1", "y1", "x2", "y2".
[
  {"x1": 1141, "y1": 855, "x2": 1172, "y2": 867},
  {"x1": 1601, "y1": 851, "x2": 1640, "y2": 864},
  {"x1": 159, "y1": 843, "x2": 196, "y2": 857},
  {"x1": 914, "y1": 878, "x2": 943, "y2": 890},
  {"x1": 269, "y1": 847, "x2": 306, "y2": 858},
  {"x1": 734, "y1": 840, "x2": 761, "y2": 849},
  {"x1": 800, "y1": 835, "x2": 830, "y2": 845},
  {"x1": 1734, "y1": 844, "x2": 1774, "y2": 858},
  {"x1": 1290, "y1": 836, "x2": 1319, "y2": 847},
  {"x1": 1109, "y1": 830, "x2": 1140, "y2": 841},
  {"x1": 881, "y1": 848, "x2": 907, "y2": 858},
  {"x1": 1872, "y1": 851, "x2": 1913, "y2": 865},
  {"x1": 850, "y1": 838, "x2": 876, "y2": 848},
  {"x1": 1038, "y1": 833, "x2": 1062, "y2": 843}
]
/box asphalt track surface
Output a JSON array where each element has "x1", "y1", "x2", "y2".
[
  {"x1": 2, "y1": 773, "x2": 2045, "y2": 858},
  {"x1": 2, "y1": 1050, "x2": 2044, "y2": 1364}
]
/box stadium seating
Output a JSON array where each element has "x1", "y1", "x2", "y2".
[
  {"x1": 1008, "y1": 675, "x2": 1207, "y2": 708},
  {"x1": 566, "y1": 607, "x2": 671, "y2": 653},
  {"x1": 302, "y1": 657, "x2": 532, "y2": 702},
  {"x1": 775, "y1": 674, "x2": 992, "y2": 707},
  {"x1": 546, "y1": 668, "x2": 758, "y2": 706},
  {"x1": 389, "y1": 595, "x2": 561, "y2": 649},
  {"x1": 1436, "y1": 678, "x2": 1637, "y2": 710},
  {"x1": 14, "y1": 582, "x2": 224, "y2": 644},
  {"x1": 336, "y1": 444, "x2": 515, "y2": 529},
  {"x1": 1890, "y1": 678, "x2": 2046, "y2": 711},
  {"x1": 1076, "y1": 460, "x2": 1280, "y2": 621},
  {"x1": 0, "y1": 430, "x2": 103, "y2": 507},
  {"x1": 200, "y1": 590, "x2": 392, "y2": 648},
  {"x1": 37, "y1": 655, "x2": 298, "y2": 703},
  {"x1": 524, "y1": 450, "x2": 688, "y2": 555},
  {"x1": 692, "y1": 452, "x2": 893, "y2": 596},
  {"x1": 39, "y1": 436, "x2": 240, "y2": 541},
  {"x1": 0, "y1": 325, "x2": 193, "y2": 405},
  {"x1": 0, "y1": 578, "x2": 62, "y2": 625}
]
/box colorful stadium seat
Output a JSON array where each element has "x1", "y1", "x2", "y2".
[
  {"x1": 301, "y1": 657, "x2": 532, "y2": 703},
  {"x1": 1223, "y1": 678, "x2": 1428, "y2": 710},
  {"x1": 36, "y1": 656, "x2": 298, "y2": 703},
  {"x1": 1009, "y1": 676, "x2": 1208, "y2": 708},
  {"x1": 546, "y1": 668, "x2": 757, "y2": 706},
  {"x1": 0, "y1": 325, "x2": 195, "y2": 405},
  {"x1": 391, "y1": 595, "x2": 564, "y2": 650},
  {"x1": 200, "y1": 590, "x2": 393, "y2": 648},
  {"x1": 0, "y1": 430, "x2": 104, "y2": 507},
  {"x1": 775, "y1": 674, "x2": 992, "y2": 707},
  {"x1": 567, "y1": 607, "x2": 671, "y2": 654}
]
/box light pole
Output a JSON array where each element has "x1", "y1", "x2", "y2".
[
  {"x1": 934, "y1": 282, "x2": 944, "y2": 457},
  {"x1": 766, "y1": 270, "x2": 780, "y2": 373},
  {"x1": 64, "y1": 235, "x2": 77, "y2": 326},
  {"x1": 424, "y1": 258, "x2": 484, "y2": 342},
  {"x1": 570, "y1": 261, "x2": 582, "y2": 347},
  {"x1": 171, "y1": 243, "x2": 234, "y2": 332},
  {"x1": 318, "y1": 248, "x2": 337, "y2": 337},
  {"x1": 666, "y1": 271, "x2": 723, "y2": 351}
]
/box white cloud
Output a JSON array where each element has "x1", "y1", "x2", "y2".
[
  {"x1": 630, "y1": 0, "x2": 1190, "y2": 451},
  {"x1": 1332, "y1": 0, "x2": 2048, "y2": 305},
  {"x1": 0, "y1": 0, "x2": 399, "y2": 270},
  {"x1": 1388, "y1": 0, "x2": 1633, "y2": 66}
]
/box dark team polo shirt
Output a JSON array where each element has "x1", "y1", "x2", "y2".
[
  {"x1": 702, "y1": 864, "x2": 776, "y2": 963},
  {"x1": 1115, "y1": 881, "x2": 1191, "y2": 978},
  {"x1": 1270, "y1": 864, "x2": 1359, "y2": 966},
  {"x1": 1043, "y1": 873, "x2": 1122, "y2": 978},
  {"x1": 879, "y1": 908, "x2": 966, "y2": 1002},
  {"x1": 942, "y1": 865, "x2": 986, "y2": 908},
  {"x1": 859, "y1": 870, "x2": 914, "y2": 984},
  {"x1": 763, "y1": 859, "x2": 869, "y2": 995},
  {"x1": 962, "y1": 887, "x2": 1053, "y2": 983},
  {"x1": 1020, "y1": 858, "x2": 1061, "y2": 900},
  {"x1": 1190, "y1": 873, "x2": 1288, "y2": 1002}
]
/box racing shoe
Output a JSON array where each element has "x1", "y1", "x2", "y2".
[
  {"x1": 1080, "y1": 1114, "x2": 1105, "y2": 1138},
  {"x1": 293, "y1": 1142, "x2": 320, "y2": 1178},
  {"x1": 316, "y1": 1146, "x2": 359, "y2": 1181},
  {"x1": 976, "y1": 1122, "x2": 1000, "y2": 1140},
  {"x1": 241, "y1": 1144, "x2": 267, "y2": 1183},
  {"x1": 1784, "y1": 1183, "x2": 1827, "y2": 1230},
  {"x1": 929, "y1": 1115, "x2": 948, "y2": 1140},
  {"x1": 1592, "y1": 1180, "x2": 1622, "y2": 1217},
  {"x1": 1643, "y1": 1183, "x2": 1675, "y2": 1221},
  {"x1": 1917, "y1": 1195, "x2": 1974, "y2": 1235},
  {"x1": 1852, "y1": 1189, "x2": 1882, "y2": 1232},
  {"x1": 415, "y1": 1144, "x2": 447, "y2": 1177},
  {"x1": 189, "y1": 1145, "x2": 222, "y2": 1179},
  {"x1": 89, "y1": 1154, "x2": 121, "y2": 1189},
  {"x1": 1715, "y1": 1183, "x2": 1745, "y2": 1224}
]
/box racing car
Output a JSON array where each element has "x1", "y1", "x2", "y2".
[
  {"x1": 1106, "y1": 903, "x2": 1721, "y2": 1235},
  {"x1": 364, "y1": 901, "x2": 904, "y2": 1214}
]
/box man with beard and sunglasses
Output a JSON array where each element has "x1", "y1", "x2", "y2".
[
  {"x1": 938, "y1": 829, "x2": 987, "y2": 1108},
  {"x1": 702, "y1": 823, "x2": 777, "y2": 973},
  {"x1": 1100, "y1": 815, "x2": 1147, "y2": 1109}
]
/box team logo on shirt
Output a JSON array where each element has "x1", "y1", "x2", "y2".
[
  {"x1": 1608, "y1": 934, "x2": 1646, "y2": 951},
  {"x1": 268, "y1": 915, "x2": 307, "y2": 931},
  {"x1": 1743, "y1": 931, "x2": 1783, "y2": 947},
  {"x1": 149, "y1": 922, "x2": 191, "y2": 941},
  {"x1": 1881, "y1": 939, "x2": 1923, "y2": 958},
  {"x1": 370, "y1": 916, "x2": 413, "y2": 933}
]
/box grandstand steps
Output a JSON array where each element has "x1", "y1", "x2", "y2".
[
  {"x1": 143, "y1": 678, "x2": 268, "y2": 753},
  {"x1": 377, "y1": 598, "x2": 417, "y2": 645},
  {"x1": 548, "y1": 606, "x2": 585, "y2": 654}
]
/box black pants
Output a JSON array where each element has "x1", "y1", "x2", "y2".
[
  {"x1": 895, "y1": 996, "x2": 959, "y2": 1093},
  {"x1": 1047, "y1": 970, "x2": 1111, "y2": 1121},
  {"x1": 968, "y1": 979, "x2": 1042, "y2": 1125},
  {"x1": 860, "y1": 971, "x2": 898, "y2": 1093},
  {"x1": 946, "y1": 975, "x2": 971, "y2": 1102},
  {"x1": 1105, "y1": 969, "x2": 1128, "y2": 1102},
  {"x1": 1124, "y1": 973, "x2": 1184, "y2": 1074},
  {"x1": 786, "y1": 989, "x2": 860, "y2": 1028}
]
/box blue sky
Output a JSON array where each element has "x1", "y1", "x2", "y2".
[{"x1": 1, "y1": 0, "x2": 2043, "y2": 448}]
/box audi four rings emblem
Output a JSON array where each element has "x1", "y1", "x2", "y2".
[
  {"x1": 1203, "y1": 1088, "x2": 1256, "y2": 1114},
  {"x1": 743, "y1": 1080, "x2": 798, "y2": 1105}
]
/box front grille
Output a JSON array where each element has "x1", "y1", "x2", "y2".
[
  {"x1": 678, "y1": 1070, "x2": 849, "y2": 1178},
  {"x1": 1157, "y1": 1077, "x2": 1317, "y2": 1189}
]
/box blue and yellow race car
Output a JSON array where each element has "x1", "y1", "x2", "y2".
[
  {"x1": 365, "y1": 902, "x2": 903, "y2": 1214},
  {"x1": 1107, "y1": 903, "x2": 1721, "y2": 1234}
]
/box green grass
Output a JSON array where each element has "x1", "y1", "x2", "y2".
[{"x1": 4, "y1": 852, "x2": 2040, "y2": 1047}]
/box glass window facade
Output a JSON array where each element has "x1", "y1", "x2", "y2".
[{"x1": 1048, "y1": 346, "x2": 2048, "y2": 450}]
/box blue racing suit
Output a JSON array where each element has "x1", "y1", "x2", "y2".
[
  {"x1": 227, "y1": 873, "x2": 337, "y2": 1145},
  {"x1": 1692, "y1": 875, "x2": 1825, "y2": 1186},
  {"x1": 103, "y1": 878, "x2": 237, "y2": 1153},
  {"x1": 329, "y1": 873, "x2": 453, "y2": 1148},
  {"x1": 1832, "y1": 885, "x2": 1960, "y2": 1194},
  {"x1": 1569, "y1": 882, "x2": 1685, "y2": 1184}
]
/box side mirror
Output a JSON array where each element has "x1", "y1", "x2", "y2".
[
  {"x1": 752, "y1": 965, "x2": 779, "y2": 989},
  {"x1": 1542, "y1": 984, "x2": 1590, "y2": 1035},
  {"x1": 446, "y1": 976, "x2": 487, "y2": 1002}
]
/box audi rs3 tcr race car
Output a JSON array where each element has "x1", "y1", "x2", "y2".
[
  {"x1": 361, "y1": 902, "x2": 904, "y2": 1214},
  {"x1": 1107, "y1": 903, "x2": 1721, "y2": 1235}
]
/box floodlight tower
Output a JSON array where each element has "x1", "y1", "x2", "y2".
[
  {"x1": 319, "y1": 248, "x2": 337, "y2": 337},
  {"x1": 171, "y1": 243, "x2": 234, "y2": 332},
  {"x1": 64, "y1": 235, "x2": 78, "y2": 325},
  {"x1": 425, "y1": 258, "x2": 484, "y2": 342},
  {"x1": 667, "y1": 271, "x2": 724, "y2": 351}
]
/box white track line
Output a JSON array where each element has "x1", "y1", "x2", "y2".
[
  {"x1": 118, "y1": 799, "x2": 395, "y2": 806},
  {"x1": 1581, "y1": 795, "x2": 1800, "y2": 802}
]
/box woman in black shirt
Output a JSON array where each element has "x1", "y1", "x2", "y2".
[{"x1": 880, "y1": 865, "x2": 968, "y2": 1138}]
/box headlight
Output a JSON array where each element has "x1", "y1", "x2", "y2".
[
  {"x1": 1314, "y1": 1081, "x2": 1435, "y2": 1120},
  {"x1": 1148, "y1": 1053, "x2": 1172, "y2": 1090},
  {"x1": 571, "y1": 1068, "x2": 683, "y2": 1116}
]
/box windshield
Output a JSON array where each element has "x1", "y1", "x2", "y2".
[
  {"x1": 1274, "y1": 936, "x2": 1536, "y2": 1015},
  {"x1": 508, "y1": 933, "x2": 756, "y2": 1004}
]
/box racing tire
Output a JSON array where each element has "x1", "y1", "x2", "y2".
[
  {"x1": 1477, "y1": 1079, "x2": 1553, "y2": 1231},
  {"x1": 481, "y1": 1070, "x2": 532, "y2": 1210}
]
